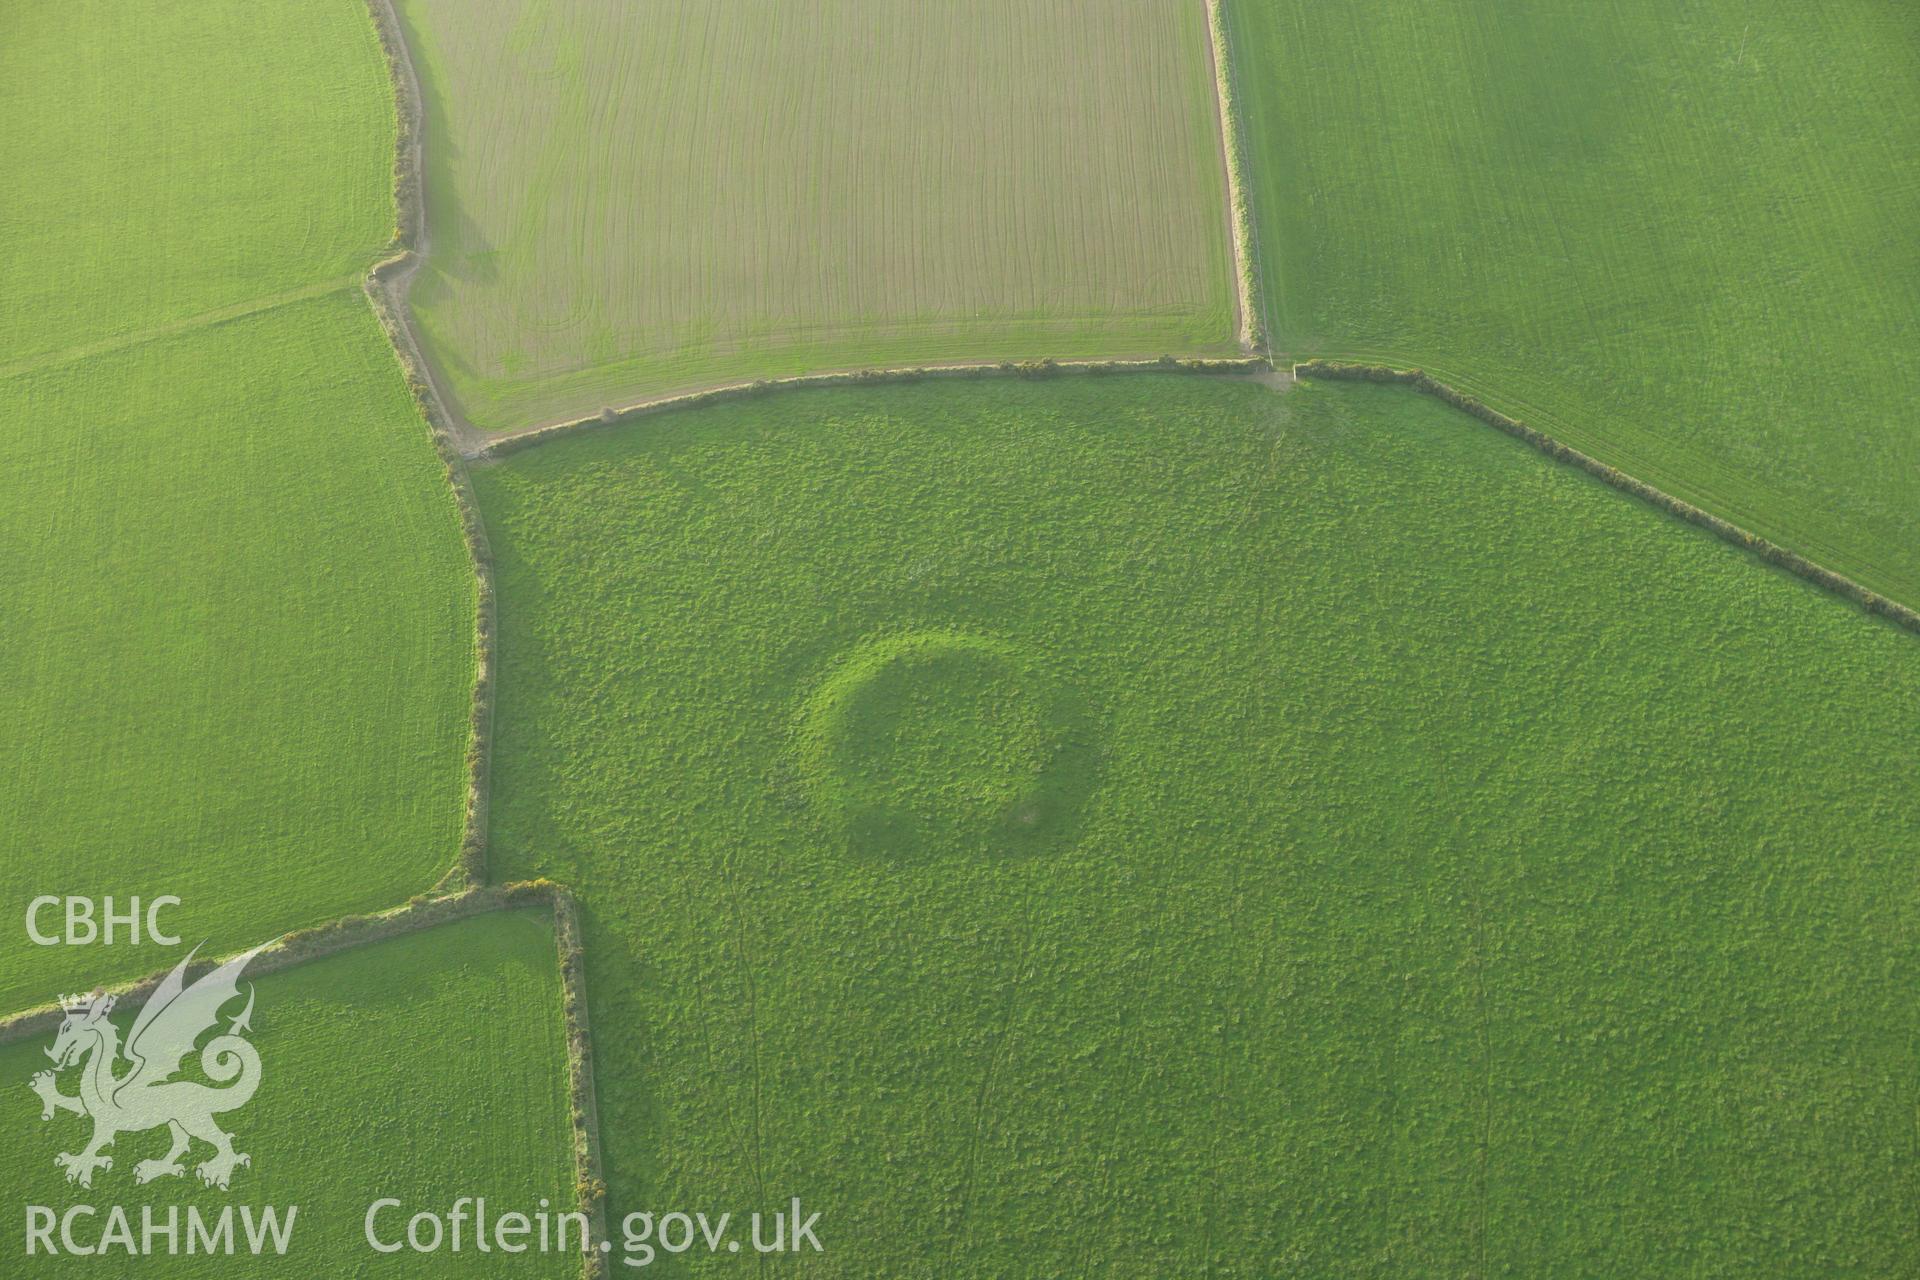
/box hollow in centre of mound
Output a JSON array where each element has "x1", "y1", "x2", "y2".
[{"x1": 798, "y1": 632, "x2": 1093, "y2": 860}]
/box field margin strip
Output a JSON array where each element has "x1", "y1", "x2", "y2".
[
  {"x1": 1295, "y1": 361, "x2": 1920, "y2": 636},
  {"x1": 479, "y1": 356, "x2": 1270, "y2": 459},
  {"x1": 1204, "y1": 0, "x2": 1265, "y2": 354}
]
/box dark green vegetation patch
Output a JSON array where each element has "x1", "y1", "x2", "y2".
[{"x1": 475, "y1": 376, "x2": 1920, "y2": 1275}]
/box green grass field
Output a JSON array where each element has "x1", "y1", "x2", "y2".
[
  {"x1": 0, "y1": 0, "x2": 475, "y2": 1013},
  {"x1": 0, "y1": 292, "x2": 476, "y2": 1015},
  {"x1": 0, "y1": 0, "x2": 396, "y2": 369},
  {"x1": 1226, "y1": 0, "x2": 1920, "y2": 608},
  {"x1": 0, "y1": 910, "x2": 576, "y2": 1277},
  {"x1": 390, "y1": 0, "x2": 1240, "y2": 430},
  {"x1": 474, "y1": 376, "x2": 1920, "y2": 1275},
  {"x1": 8, "y1": 0, "x2": 1916, "y2": 1272}
]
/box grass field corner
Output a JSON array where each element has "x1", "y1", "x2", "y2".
[
  {"x1": 2, "y1": 908, "x2": 576, "y2": 1276},
  {"x1": 1226, "y1": 0, "x2": 1920, "y2": 608}
]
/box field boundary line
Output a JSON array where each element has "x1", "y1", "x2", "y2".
[
  {"x1": 3, "y1": 882, "x2": 540, "y2": 1045},
  {"x1": 1203, "y1": 0, "x2": 1264, "y2": 355},
  {"x1": 0, "y1": 275, "x2": 362, "y2": 382},
  {"x1": 2, "y1": 4, "x2": 597, "y2": 1266},
  {"x1": 0, "y1": 879, "x2": 611, "y2": 1276},
  {"x1": 477, "y1": 356, "x2": 1272, "y2": 459},
  {"x1": 547, "y1": 882, "x2": 613, "y2": 1279},
  {"x1": 362, "y1": 0, "x2": 496, "y2": 890},
  {"x1": 1212, "y1": 0, "x2": 1280, "y2": 361},
  {"x1": 356, "y1": 5, "x2": 605, "y2": 1268},
  {"x1": 1295, "y1": 360, "x2": 1920, "y2": 635},
  {"x1": 354, "y1": 0, "x2": 1266, "y2": 453}
]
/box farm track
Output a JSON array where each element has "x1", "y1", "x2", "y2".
[
  {"x1": 942, "y1": 885, "x2": 1036, "y2": 1273},
  {"x1": 1203, "y1": 0, "x2": 1263, "y2": 355},
  {"x1": 367, "y1": 0, "x2": 619, "y2": 1262}
]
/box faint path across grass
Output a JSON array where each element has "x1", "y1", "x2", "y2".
[{"x1": 0, "y1": 274, "x2": 361, "y2": 381}]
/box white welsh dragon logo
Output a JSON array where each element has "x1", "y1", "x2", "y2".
[{"x1": 28, "y1": 944, "x2": 266, "y2": 1190}]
